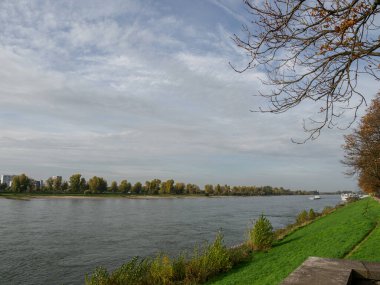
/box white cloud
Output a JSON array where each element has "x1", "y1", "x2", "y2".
[{"x1": 0, "y1": 0, "x2": 360, "y2": 192}]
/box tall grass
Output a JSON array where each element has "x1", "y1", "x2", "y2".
[
  {"x1": 85, "y1": 232, "x2": 250, "y2": 285},
  {"x1": 86, "y1": 204, "x2": 343, "y2": 285},
  {"x1": 184, "y1": 233, "x2": 232, "y2": 284}
]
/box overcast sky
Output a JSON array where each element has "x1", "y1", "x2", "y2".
[{"x1": 0, "y1": 0, "x2": 378, "y2": 191}]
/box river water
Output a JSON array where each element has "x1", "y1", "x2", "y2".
[{"x1": 0, "y1": 195, "x2": 341, "y2": 284}]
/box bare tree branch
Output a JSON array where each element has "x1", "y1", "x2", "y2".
[{"x1": 235, "y1": 0, "x2": 380, "y2": 141}]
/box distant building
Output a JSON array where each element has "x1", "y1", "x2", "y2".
[
  {"x1": 52, "y1": 176, "x2": 62, "y2": 180},
  {"x1": 0, "y1": 175, "x2": 16, "y2": 187},
  {"x1": 32, "y1": 180, "x2": 44, "y2": 190}
]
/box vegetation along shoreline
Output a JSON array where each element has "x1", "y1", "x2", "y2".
[{"x1": 84, "y1": 197, "x2": 380, "y2": 285}]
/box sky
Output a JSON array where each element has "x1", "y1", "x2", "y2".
[{"x1": 0, "y1": 0, "x2": 378, "y2": 192}]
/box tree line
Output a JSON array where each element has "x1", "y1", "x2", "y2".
[
  {"x1": 0, "y1": 174, "x2": 317, "y2": 196},
  {"x1": 342, "y1": 93, "x2": 380, "y2": 196}
]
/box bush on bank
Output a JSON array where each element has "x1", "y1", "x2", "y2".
[
  {"x1": 86, "y1": 205, "x2": 338, "y2": 285},
  {"x1": 85, "y1": 232, "x2": 250, "y2": 285},
  {"x1": 248, "y1": 215, "x2": 274, "y2": 251}
]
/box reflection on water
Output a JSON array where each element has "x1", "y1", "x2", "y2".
[{"x1": 0, "y1": 195, "x2": 341, "y2": 285}]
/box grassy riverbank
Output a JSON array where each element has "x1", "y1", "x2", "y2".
[{"x1": 207, "y1": 198, "x2": 380, "y2": 285}]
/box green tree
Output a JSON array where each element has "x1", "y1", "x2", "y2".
[
  {"x1": 53, "y1": 176, "x2": 62, "y2": 192},
  {"x1": 342, "y1": 94, "x2": 380, "y2": 195},
  {"x1": 147, "y1": 179, "x2": 161, "y2": 195},
  {"x1": 174, "y1": 182, "x2": 185, "y2": 194},
  {"x1": 222, "y1": 185, "x2": 230, "y2": 195},
  {"x1": 88, "y1": 176, "x2": 108, "y2": 194},
  {"x1": 248, "y1": 214, "x2": 274, "y2": 251},
  {"x1": 186, "y1": 183, "x2": 196, "y2": 194},
  {"x1": 62, "y1": 181, "x2": 69, "y2": 192},
  {"x1": 44, "y1": 177, "x2": 54, "y2": 192},
  {"x1": 119, "y1": 180, "x2": 131, "y2": 193},
  {"x1": 0, "y1": 182, "x2": 8, "y2": 192},
  {"x1": 204, "y1": 184, "x2": 214, "y2": 195},
  {"x1": 44, "y1": 176, "x2": 63, "y2": 192},
  {"x1": 215, "y1": 184, "x2": 222, "y2": 195},
  {"x1": 161, "y1": 179, "x2": 174, "y2": 194},
  {"x1": 81, "y1": 178, "x2": 88, "y2": 192},
  {"x1": 11, "y1": 174, "x2": 31, "y2": 193},
  {"x1": 131, "y1": 182, "x2": 142, "y2": 194},
  {"x1": 109, "y1": 181, "x2": 118, "y2": 193},
  {"x1": 69, "y1": 174, "x2": 87, "y2": 193}
]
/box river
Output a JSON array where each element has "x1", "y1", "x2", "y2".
[{"x1": 0, "y1": 195, "x2": 341, "y2": 284}]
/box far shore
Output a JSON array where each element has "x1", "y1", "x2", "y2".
[
  {"x1": 0, "y1": 193, "x2": 214, "y2": 200},
  {"x1": 0, "y1": 192, "x2": 339, "y2": 200}
]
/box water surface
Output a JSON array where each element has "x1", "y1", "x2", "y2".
[{"x1": 0, "y1": 195, "x2": 341, "y2": 284}]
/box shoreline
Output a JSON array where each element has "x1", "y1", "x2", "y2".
[
  {"x1": 0, "y1": 193, "x2": 340, "y2": 200},
  {"x1": 0, "y1": 193, "x2": 212, "y2": 200}
]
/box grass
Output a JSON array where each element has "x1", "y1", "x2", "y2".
[
  {"x1": 347, "y1": 222, "x2": 380, "y2": 262},
  {"x1": 207, "y1": 198, "x2": 380, "y2": 285},
  {"x1": 85, "y1": 232, "x2": 251, "y2": 285}
]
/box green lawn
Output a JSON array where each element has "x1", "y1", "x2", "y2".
[
  {"x1": 347, "y1": 221, "x2": 380, "y2": 262},
  {"x1": 207, "y1": 198, "x2": 380, "y2": 285}
]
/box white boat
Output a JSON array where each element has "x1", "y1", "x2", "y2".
[
  {"x1": 309, "y1": 195, "x2": 321, "y2": 200},
  {"x1": 341, "y1": 193, "x2": 359, "y2": 202}
]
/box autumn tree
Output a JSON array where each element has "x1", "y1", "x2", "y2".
[
  {"x1": 215, "y1": 184, "x2": 222, "y2": 195},
  {"x1": 53, "y1": 176, "x2": 63, "y2": 192},
  {"x1": 160, "y1": 179, "x2": 174, "y2": 194},
  {"x1": 69, "y1": 174, "x2": 87, "y2": 193},
  {"x1": 44, "y1": 177, "x2": 54, "y2": 192},
  {"x1": 44, "y1": 176, "x2": 63, "y2": 192},
  {"x1": 62, "y1": 181, "x2": 69, "y2": 192},
  {"x1": 204, "y1": 184, "x2": 214, "y2": 195},
  {"x1": 143, "y1": 179, "x2": 161, "y2": 195},
  {"x1": 0, "y1": 183, "x2": 7, "y2": 192},
  {"x1": 174, "y1": 182, "x2": 185, "y2": 194},
  {"x1": 109, "y1": 181, "x2": 118, "y2": 193},
  {"x1": 119, "y1": 180, "x2": 132, "y2": 193},
  {"x1": 342, "y1": 93, "x2": 380, "y2": 195},
  {"x1": 186, "y1": 183, "x2": 200, "y2": 194},
  {"x1": 88, "y1": 176, "x2": 108, "y2": 193},
  {"x1": 235, "y1": 0, "x2": 380, "y2": 140},
  {"x1": 131, "y1": 182, "x2": 142, "y2": 194},
  {"x1": 11, "y1": 174, "x2": 32, "y2": 193}
]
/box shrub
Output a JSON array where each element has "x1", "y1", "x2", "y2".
[
  {"x1": 228, "y1": 244, "x2": 252, "y2": 266},
  {"x1": 85, "y1": 267, "x2": 110, "y2": 285},
  {"x1": 275, "y1": 223, "x2": 297, "y2": 240},
  {"x1": 322, "y1": 206, "x2": 334, "y2": 215},
  {"x1": 148, "y1": 254, "x2": 173, "y2": 285},
  {"x1": 172, "y1": 254, "x2": 186, "y2": 282},
  {"x1": 296, "y1": 210, "x2": 308, "y2": 224},
  {"x1": 111, "y1": 257, "x2": 151, "y2": 285},
  {"x1": 85, "y1": 257, "x2": 152, "y2": 285},
  {"x1": 248, "y1": 214, "x2": 274, "y2": 251},
  {"x1": 85, "y1": 232, "x2": 236, "y2": 285},
  {"x1": 347, "y1": 196, "x2": 360, "y2": 203},
  {"x1": 185, "y1": 232, "x2": 231, "y2": 283},
  {"x1": 308, "y1": 208, "x2": 316, "y2": 220},
  {"x1": 84, "y1": 190, "x2": 91, "y2": 195}
]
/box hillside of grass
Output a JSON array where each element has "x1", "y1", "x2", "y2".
[
  {"x1": 347, "y1": 221, "x2": 380, "y2": 262},
  {"x1": 207, "y1": 198, "x2": 380, "y2": 285}
]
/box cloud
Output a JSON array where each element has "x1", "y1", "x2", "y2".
[{"x1": 0, "y1": 0, "x2": 361, "y2": 192}]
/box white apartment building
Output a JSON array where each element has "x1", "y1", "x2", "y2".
[{"x1": 0, "y1": 175, "x2": 16, "y2": 186}]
